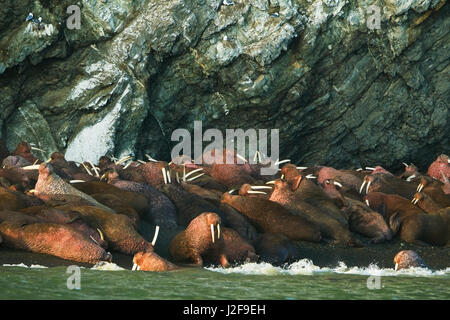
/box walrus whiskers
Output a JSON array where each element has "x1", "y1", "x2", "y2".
[
  {"x1": 151, "y1": 226, "x2": 160, "y2": 246},
  {"x1": 210, "y1": 224, "x2": 215, "y2": 243}
]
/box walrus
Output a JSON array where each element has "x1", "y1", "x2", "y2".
[
  {"x1": 90, "y1": 193, "x2": 141, "y2": 228},
  {"x1": 34, "y1": 163, "x2": 114, "y2": 213},
  {"x1": 411, "y1": 192, "x2": 444, "y2": 213},
  {"x1": 365, "y1": 192, "x2": 450, "y2": 246},
  {"x1": 415, "y1": 176, "x2": 450, "y2": 207},
  {"x1": 104, "y1": 169, "x2": 178, "y2": 228},
  {"x1": 169, "y1": 212, "x2": 229, "y2": 267},
  {"x1": 359, "y1": 173, "x2": 419, "y2": 199},
  {"x1": 159, "y1": 183, "x2": 225, "y2": 227},
  {"x1": 11, "y1": 141, "x2": 40, "y2": 164},
  {"x1": 71, "y1": 181, "x2": 149, "y2": 216},
  {"x1": 321, "y1": 179, "x2": 392, "y2": 243},
  {"x1": 56, "y1": 205, "x2": 154, "y2": 255},
  {"x1": 427, "y1": 154, "x2": 449, "y2": 183},
  {"x1": 0, "y1": 221, "x2": 111, "y2": 264},
  {"x1": 268, "y1": 178, "x2": 362, "y2": 247},
  {"x1": 220, "y1": 227, "x2": 259, "y2": 264},
  {"x1": 132, "y1": 251, "x2": 178, "y2": 272},
  {"x1": 2, "y1": 155, "x2": 32, "y2": 169},
  {"x1": 394, "y1": 250, "x2": 429, "y2": 270},
  {"x1": 254, "y1": 233, "x2": 300, "y2": 265},
  {"x1": 0, "y1": 187, "x2": 27, "y2": 211},
  {"x1": 19, "y1": 206, "x2": 107, "y2": 248},
  {"x1": 221, "y1": 192, "x2": 321, "y2": 243}
]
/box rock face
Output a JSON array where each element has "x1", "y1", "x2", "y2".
[{"x1": 0, "y1": 0, "x2": 448, "y2": 171}]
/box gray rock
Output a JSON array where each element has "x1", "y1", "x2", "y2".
[{"x1": 0, "y1": 0, "x2": 448, "y2": 173}]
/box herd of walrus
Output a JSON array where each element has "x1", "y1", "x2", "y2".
[{"x1": 0, "y1": 139, "x2": 449, "y2": 272}]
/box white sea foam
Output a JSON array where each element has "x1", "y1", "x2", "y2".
[
  {"x1": 2, "y1": 263, "x2": 48, "y2": 269},
  {"x1": 90, "y1": 261, "x2": 125, "y2": 271},
  {"x1": 206, "y1": 259, "x2": 450, "y2": 277}
]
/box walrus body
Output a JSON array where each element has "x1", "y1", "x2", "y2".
[
  {"x1": 0, "y1": 221, "x2": 111, "y2": 264},
  {"x1": 221, "y1": 193, "x2": 321, "y2": 243},
  {"x1": 132, "y1": 251, "x2": 178, "y2": 272}
]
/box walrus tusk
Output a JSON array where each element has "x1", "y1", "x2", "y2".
[
  {"x1": 88, "y1": 161, "x2": 100, "y2": 177},
  {"x1": 236, "y1": 153, "x2": 248, "y2": 163},
  {"x1": 333, "y1": 181, "x2": 343, "y2": 188},
  {"x1": 253, "y1": 150, "x2": 260, "y2": 163},
  {"x1": 365, "y1": 167, "x2": 375, "y2": 171},
  {"x1": 356, "y1": 168, "x2": 363, "y2": 171},
  {"x1": 123, "y1": 161, "x2": 132, "y2": 170},
  {"x1": 296, "y1": 167, "x2": 307, "y2": 170},
  {"x1": 250, "y1": 186, "x2": 273, "y2": 190},
  {"x1": 90, "y1": 235, "x2": 100, "y2": 246},
  {"x1": 395, "y1": 263, "x2": 398, "y2": 271},
  {"x1": 22, "y1": 165, "x2": 41, "y2": 170},
  {"x1": 33, "y1": 159, "x2": 39, "y2": 165},
  {"x1": 211, "y1": 224, "x2": 215, "y2": 243},
  {"x1": 441, "y1": 170, "x2": 449, "y2": 183},
  {"x1": 365, "y1": 180, "x2": 371, "y2": 194},
  {"x1": 406, "y1": 174, "x2": 416, "y2": 182},
  {"x1": 280, "y1": 174, "x2": 285, "y2": 179},
  {"x1": 162, "y1": 168, "x2": 168, "y2": 184},
  {"x1": 217, "y1": 224, "x2": 220, "y2": 239},
  {"x1": 116, "y1": 155, "x2": 132, "y2": 165},
  {"x1": 28, "y1": 189, "x2": 36, "y2": 194},
  {"x1": 69, "y1": 180, "x2": 85, "y2": 184},
  {"x1": 97, "y1": 228, "x2": 104, "y2": 241},
  {"x1": 359, "y1": 181, "x2": 366, "y2": 194},
  {"x1": 184, "y1": 168, "x2": 203, "y2": 179},
  {"x1": 247, "y1": 190, "x2": 267, "y2": 195},
  {"x1": 228, "y1": 189, "x2": 236, "y2": 194},
  {"x1": 402, "y1": 162, "x2": 408, "y2": 167},
  {"x1": 31, "y1": 146, "x2": 45, "y2": 152},
  {"x1": 100, "y1": 173, "x2": 107, "y2": 181},
  {"x1": 183, "y1": 165, "x2": 186, "y2": 182},
  {"x1": 166, "y1": 169, "x2": 172, "y2": 184},
  {"x1": 186, "y1": 173, "x2": 205, "y2": 182},
  {"x1": 265, "y1": 181, "x2": 276, "y2": 185},
  {"x1": 306, "y1": 174, "x2": 317, "y2": 179},
  {"x1": 45, "y1": 158, "x2": 51, "y2": 163},
  {"x1": 151, "y1": 226, "x2": 160, "y2": 246},
  {"x1": 137, "y1": 160, "x2": 146, "y2": 164},
  {"x1": 176, "y1": 171, "x2": 180, "y2": 183},
  {"x1": 275, "y1": 159, "x2": 290, "y2": 166},
  {"x1": 132, "y1": 263, "x2": 138, "y2": 271},
  {"x1": 145, "y1": 154, "x2": 158, "y2": 162},
  {"x1": 365, "y1": 199, "x2": 370, "y2": 206},
  {"x1": 81, "y1": 163, "x2": 93, "y2": 176}
]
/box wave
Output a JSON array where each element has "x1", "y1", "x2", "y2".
[
  {"x1": 2, "y1": 263, "x2": 48, "y2": 269},
  {"x1": 206, "y1": 259, "x2": 450, "y2": 277},
  {"x1": 90, "y1": 261, "x2": 125, "y2": 271}
]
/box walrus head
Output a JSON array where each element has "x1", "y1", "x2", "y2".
[
  {"x1": 38, "y1": 162, "x2": 53, "y2": 178},
  {"x1": 280, "y1": 164, "x2": 300, "y2": 181},
  {"x1": 437, "y1": 154, "x2": 449, "y2": 164},
  {"x1": 132, "y1": 251, "x2": 177, "y2": 272},
  {"x1": 394, "y1": 250, "x2": 428, "y2": 271}
]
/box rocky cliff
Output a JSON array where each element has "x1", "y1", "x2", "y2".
[{"x1": 0, "y1": 0, "x2": 448, "y2": 171}]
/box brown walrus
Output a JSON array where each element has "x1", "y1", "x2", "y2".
[
  {"x1": 221, "y1": 192, "x2": 321, "y2": 243},
  {"x1": 220, "y1": 227, "x2": 259, "y2": 264},
  {"x1": 268, "y1": 178, "x2": 361, "y2": 247},
  {"x1": 169, "y1": 212, "x2": 229, "y2": 267},
  {"x1": 0, "y1": 187, "x2": 26, "y2": 211},
  {"x1": 365, "y1": 192, "x2": 450, "y2": 246},
  {"x1": 132, "y1": 251, "x2": 178, "y2": 272},
  {"x1": 55, "y1": 205, "x2": 154, "y2": 255},
  {"x1": 411, "y1": 192, "x2": 444, "y2": 213},
  {"x1": 394, "y1": 250, "x2": 429, "y2": 270},
  {"x1": 0, "y1": 221, "x2": 111, "y2": 264},
  {"x1": 34, "y1": 163, "x2": 114, "y2": 213}
]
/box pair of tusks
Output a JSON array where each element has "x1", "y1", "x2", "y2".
[
  {"x1": 411, "y1": 197, "x2": 419, "y2": 205},
  {"x1": 416, "y1": 183, "x2": 424, "y2": 193},
  {"x1": 162, "y1": 168, "x2": 171, "y2": 184},
  {"x1": 210, "y1": 223, "x2": 221, "y2": 243},
  {"x1": 183, "y1": 168, "x2": 204, "y2": 182},
  {"x1": 359, "y1": 180, "x2": 372, "y2": 194},
  {"x1": 89, "y1": 228, "x2": 105, "y2": 246},
  {"x1": 247, "y1": 185, "x2": 272, "y2": 195},
  {"x1": 116, "y1": 155, "x2": 132, "y2": 165},
  {"x1": 131, "y1": 226, "x2": 159, "y2": 271}
]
